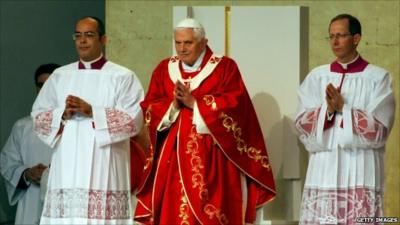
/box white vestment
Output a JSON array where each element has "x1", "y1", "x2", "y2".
[
  {"x1": 295, "y1": 59, "x2": 395, "y2": 225},
  {"x1": 31, "y1": 60, "x2": 144, "y2": 224},
  {"x1": 0, "y1": 116, "x2": 52, "y2": 224}
]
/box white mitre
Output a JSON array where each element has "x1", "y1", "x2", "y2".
[{"x1": 175, "y1": 18, "x2": 204, "y2": 29}]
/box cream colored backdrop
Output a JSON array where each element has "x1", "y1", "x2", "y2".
[
  {"x1": 172, "y1": 6, "x2": 308, "y2": 223},
  {"x1": 106, "y1": 0, "x2": 399, "y2": 222}
]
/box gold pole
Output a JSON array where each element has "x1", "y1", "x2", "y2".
[{"x1": 224, "y1": 6, "x2": 231, "y2": 57}]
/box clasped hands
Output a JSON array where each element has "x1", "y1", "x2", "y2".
[
  {"x1": 24, "y1": 163, "x2": 47, "y2": 185},
  {"x1": 62, "y1": 95, "x2": 93, "y2": 120},
  {"x1": 325, "y1": 83, "x2": 344, "y2": 113},
  {"x1": 173, "y1": 81, "x2": 195, "y2": 109}
]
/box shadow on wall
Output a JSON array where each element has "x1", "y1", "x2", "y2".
[
  {"x1": 252, "y1": 92, "x2": 308, "y2": 222},
  {"x1": 252, "y1": 92, "x2": 285, "y2": 220}
]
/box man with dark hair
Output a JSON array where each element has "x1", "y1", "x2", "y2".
[
  {"x1": 1, "y1": 63, "x2": 59, "y2": 225},
  {"x1": 31, "y1": 16, "x2": 144, "y2": 224},
  {"x1": 329, "y1": 14, "x2": 361, "y2": 36},
  {"x1": 34, "y1": 63, "x2": 60, "y2": 91},
  {"x1": 296, "y1": 14, "x2": 395, "y2": 224}
]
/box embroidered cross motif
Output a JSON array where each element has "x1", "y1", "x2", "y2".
[
  {"x1": 209, "y1": 57, "x2": 221, "y2": 64},
  {"x1": 170, "y1": 56, "x2": 179, "y2": 63}
]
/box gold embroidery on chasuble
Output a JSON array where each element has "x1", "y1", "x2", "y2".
[
  {"x1": 185, "y1": 126, "x2": 228, "y2": 224},
  {"x1": 179, "y1": 180, "x2": 190, "y2": 225},
  {"x1": 186, "y1": 126, "x2": 208, "y2": 201},
  {"x1": 204, "y1": 204, "x2": 229, "y2": 225},
  {"x1": 145, "y1": 105, "x2": 152, "y2": 127},
  {"x1": 203, "y1": 95, "x2": 217, "y2": 110},
  {"x1": 143, "y1": 105, "x2": 153, "y2": 169},
  {"x1": 219, "y1": 112, "x2": 271, "y2": 170}
]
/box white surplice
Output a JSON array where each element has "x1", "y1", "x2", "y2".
[
  {"x1": 295, "y1": 58, "x2": 395, "y2": 225},
  {"x1": 0, "y1": 116, "x2": 52, "y2": 225},
  {"x1": 31, "y1": 60, "x2": 144, "y2": 224}
]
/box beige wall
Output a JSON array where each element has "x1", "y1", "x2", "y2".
[{"x1": 106, "y1": 0, "x2": 399, "y2": 219}]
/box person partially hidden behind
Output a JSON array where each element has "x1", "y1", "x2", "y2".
[
  {"x1": 0, "y1": 63, "x2": 60, "y2": 224},
  {"x1": 295, "y1": 14, "x2": 395, "y2": 225},
  {"x1": 134, "y1": 18, "x2": 276, "y2": 225}
]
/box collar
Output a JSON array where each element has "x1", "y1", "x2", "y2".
[
  {"x1": 78, "y1": 54, "x2": 107, "y2": 70},
  {"x1": 181, "y1": 48, "x2": 207, "y2": 72},
  {"x1": 168, "y1": 47, "x2": 222, "y2": 91},
  {"x1": 330, "y1": 54, "x2": 369, "y2": 73}
]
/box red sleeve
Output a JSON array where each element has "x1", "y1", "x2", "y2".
[
  {"x1": 140, "y1": 59, "x2": 174, "y2": 146},
  {"x1": 196, "y1": 57, "x2": 275, "y2": 204}
]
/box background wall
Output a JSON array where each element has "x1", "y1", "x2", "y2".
[
  {"x1": 106, "y1": 0, "x2": 399, "y2": 221},
  {"x1": 0, "y1": 0, "x2": 104, "y2": 223}
]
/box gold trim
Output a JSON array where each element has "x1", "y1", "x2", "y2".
[
  {"x1": 169, "y1": 53, "x2": 222, "y2": 91},
  {"x1": 179, "y1": 180, "x2": 190, "y2": 225},
  {"x1": 203, "y1": 95, "x2": 217, "y2": 110},
  {"x1": 205, "y1": 129, "x2": 276, "y2": 195},
  {"x1": 219, "y1": 112, "x2": 271, "y2": 170},
  {"x1": 151, "y1": 128, "x2": 174, "y2": 222},
  {"x1": 186, "y1": 126, "x2": 208, "y2": 201},
  {"x1": 185, "y1": 126, "x2": 228, "y2": 224},
  {"x1": 204, "y1": 204, "x2": 229, "y2": 225},
  {"x1": 145, "y1": 105, "x2": 152, "y2": 126},
  {"x1": 143, "y1": 149, "x2": 153, "y2": 170}
]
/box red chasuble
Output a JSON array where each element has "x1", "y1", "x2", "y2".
[{"x1": 135, "y1": 47, "x2": 275, "y2": 224}]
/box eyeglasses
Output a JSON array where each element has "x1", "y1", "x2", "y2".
[
  {"x1": 326, "y1": 33, "x2": 353, "y2": 41},
  {"x1": 72, "y1": 31, "x2": 98, "y2": 40}
]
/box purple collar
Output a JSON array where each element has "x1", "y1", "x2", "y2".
[
  {"x1": 78, "y1": 56, "x2": 107, "y2": 70},
  {"x1": 330, "y1": 56, "x2": 369, "y2": 73}
]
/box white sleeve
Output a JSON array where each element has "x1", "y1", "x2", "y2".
[
  {"x1": 157, "y1": 103, "x2": 180, "y2": 131},
  {"x1": 93, "y1": 72, "x2": 144, "y2": 147},
  {"x1": 192, "y1": 101, "x2": 210, "y2": 134},
  {"x1": 0, "y1": 121, "x2": 29, "y2": 205},
  {"x1": 340, "y1": 73, "x2": 395, "y2": 149},
  {"x1": 31, "y1": 76, "x2": 63, "y2": 148},
  {"x1": 295, "y1": 72, "x2": 328, "y2": 152},
  {"x1": 295, "y1": 107, "x2": 325, "y2": 152}
]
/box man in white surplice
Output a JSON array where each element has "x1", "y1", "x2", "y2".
[
  {"x1": 31, "y1": 16, "x2": 144, "y2": 224},
  {"x1": 1, "y1": 63, "x2": 59, "y2": 225},
  {"x1": 295, "y1": 14, "x2": 395, "y2": 225}
]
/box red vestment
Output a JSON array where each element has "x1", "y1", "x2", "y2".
[{"x1": 135, "y1": 47, "x2": 275, "y2": 225}]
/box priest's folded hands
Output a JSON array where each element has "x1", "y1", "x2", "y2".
[
  {"x1": 24, "y1": 163, "x2": 48, "y2": 185},
  {"x1": 62, "y1": 95, "x2": 93, "y2": 119},
  {"x1": 325, "y1": 83, "x2": 344, "y2": 113}
]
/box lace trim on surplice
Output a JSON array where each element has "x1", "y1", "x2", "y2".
[
  {"x1": 106, "y1": 108, "x2": 136, "y2": 137},
  {"x1": 34, "y1": 110, "x2": 54, "y2": 136},
  {"x1": 300, "y1": 187, "x2": 383, "y2": 225},
  {"x1": 42, "y1": 188, "x2": 131, "y2": 219}
]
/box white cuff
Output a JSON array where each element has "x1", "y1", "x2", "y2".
[
  {"x1": 22, "y1": 170, "x2": 32, "y2": 186},
  {"x1": 192, "y1": 102, "x2": 210, "y2": 134},
  {"x1": 157, "y1": 103, "x2": 180, "y2": 131},
  {"x1": 327, "y1": 111, "x2": 335, "y2": 121}
]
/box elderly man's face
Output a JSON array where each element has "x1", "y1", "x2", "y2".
[
  {"x1": 174, "y1": 28, "x2": 207, "y2": 66},
  {"x1": 74, "y1": 18, "x2": 105, "y2": 62}
]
